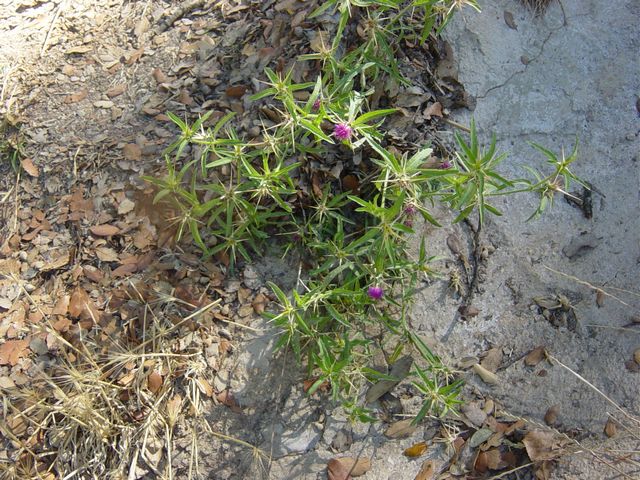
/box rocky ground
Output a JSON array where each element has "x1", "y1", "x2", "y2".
[{"x1": 0, "y1": 0, "x2": 638, "y2": 479}]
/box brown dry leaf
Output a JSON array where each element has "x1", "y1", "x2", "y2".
[
  {"x1": 472, "y1": 363, "x2": 498, "y2": 385},
  {"x1": 226, "y1": 85, "x2": 248, "y2": 98},
  {"x1": 113, "y1": 263, "x2": 137, "y2": 277},
  {"x1": 90, "y1": 224, "x2": 120, "y2": 237},
  {"x1": 84, "y1": 265, "x2": 104, "y2": 282},
  {"x1": 459, "y1": 305, "x2": 480, "y2": 318},
  {"x1": 504, "y1": 11, "x2": 517, "y2": 30},
  {"x1": 604, "y1": 418, "x2": 617, "y2": 437},
  {"x1": 196, "y1": 378, "x2": 213, "y2": 397},
  {"x1": 69, "y1": 286, "x2": 100, "y2": 323},
  {"x1": 123, "y1": 143, "x2": 142, "y2": 161},
  {"x1": 106, "y1": 84, "x2": 127, "y2": 98},
  {"x1": 342, "y1": 174, "x2": 360, "y2": 194},
  {"x1": 147, "y1": 371, "x2": 163, "y2": 394},
  {"x1": 333, "y1": 457, "x2": 371, "y2": 477},
  {"x1": 126, "y1": 46, "x2": 144, "y2": 65},
  {"x1": 327, "y1": 458, "x2": 351, "y2": 480},
  {"x1": 52, "y1": 295, "x2": 70, "y2": 315},
  {"x1": 310, "y1": 31, "x2": 330, "y2": 53},
  {"x1": 595, "y1": 289, "x2": 605, "y2": 307},
  {"x1": 403, "y1": 441, "x2": 428, "y2": 458},
  {"x1": 414, "y1": 460, "x2": 434, "y2": 480},
  {"x1": 480, "y1": 347, "x2": 503, "y2": 373},
  {"x1": 166, "y1": 394, "x2": 182, "y2": 426},
  {"x1": 312, "y1": 171, "x2": 323, "y2": 198},
  {"x1": 634, "y1": 348, "x2": 640, "y2": 364},
  {"x1": 217, "y1": 389, "x2": 242, "y2": 413},
  {"x1": 152, "y1": 68, "x2": 170, "y2": 84},
  {"x1": 384, "y1": 418, "x2": 417, "y2": 439},
  {"x1": 0, "y1": 376, "x2": 16, "y2": 388},
  {"x1": 523, "y1": 430, "x2": 569, "y2": 462},
  {"x1": 524, "y1": 346, "x2": 546, "y2": 366},
  {"x1": 476, "y1": 448, "x2": 505, "y2": 472},
  {"x1": 251, "y1": 293, "x2": 268, "y2": 314},
  {"x1": 544, "y1": 405, "x2": 559, "y2": 426},
  {"x1": 95, "y1": 247, "x2": 119, "y2": 262},
  {"x1": 64, "y1": 88, "x2": 88, "y2": 104},
  {"x1": 423, "y1": 102, "x2": 443, "y2": 120},
  {"x1": 20, "y1": 158, "x2": 39, "y2": 177},
  {"x1": 0, "y1": 339, "x2": 30, "y2": 366},
  {"x1": 117, "y1": 198, "x2": 135, "y2": 215}
]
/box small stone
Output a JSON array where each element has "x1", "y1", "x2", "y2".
[
  {"x1": 29, "y1": 337, "x2": 49, "y2": 356},
  {"x1": 330, "y1": 428, "x2": 353, "y2": 452}
]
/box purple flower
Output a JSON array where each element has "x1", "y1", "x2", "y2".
[
  {"x1": 312, "y1": 98, "x2": 321, "y2": 110},
  {"x1": 404, "y1": 219, "x2": 413, "y2": 228},
  {"x1": 439, "y1": 161, "x2": 452, "y2": 169},
  {"x1": 367, "y1": 286, "x2": 383, "y2": 300},
  {"x1": 404, "y1": 204, "x2": 417, "y2": 216},
  {"x1": 333, "y1": 123, "x2": 353, "y2": 141}
]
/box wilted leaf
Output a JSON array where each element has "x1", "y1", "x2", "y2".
[
  {"x1": 90, "y1": 224, "x2": 120, "y2": 236},
  {"x1": 95, "y1": 247, "x2": 119, "y2": 262},
  {"x1": 332, "y1": 457, "x2": 371, "y2": 477},
  {"x1": 404, "y1": 441, "x2": 428, "y2": 458},
  {"x1": 459, "y1": 305, "x2": 480, "y2": 318},
  {"x1": 327, "y1": 458, "x2": 351, "y2": 480},
  {"x1": 106, "y1": 84, "x2": 127, "y2": 98},
  {"x1": 166, "y1": 394, "x2": 182, "y2": 427},
  {"x1": 226, "y1": 85, "x2": 248, "y2": 98},
  {"x1": 21, "y1": 158, "x2": 39, "y2": 177},
  {"x1": 414, "y1": 460, "x2": 434, "y2": 480},
  {"x1": 480, "y1": 347, "x2": 503, "y2": 373},
  {"x1": 342, "y1": 174, "x2": 359, "y2": 194},
  {"x1": 423, "y1": 102, "x2": 443, "y2": 119},
  {"x1": 152, "y1": 68, "x2": 170, "y2": 84},
  {"x1": 504, "y1": 11, "x2": 517, "y2": 30},
  {"x1": 123, "y1": 143, "x2": 142, "y2": 161},
  {"x1": 634, "y1": 348, "x2": 640, "y2": 364},
  {"x1": 69, "y1": 286, "x2": 100, "y2": 323},
  {"x1": 604, "y1": 417, "x2": 617, "y2": 437},
  {"x1": 52, "y1": 295, "x2": 70, "y2": 315},
  {"x1": 523, "y1": 430, "x2": 569, "y2": 461},
  {"x1": 147, "y1": 371, "x2": 163, "y2": 393},
  {"x1": 0, "y1": 339, "x2": 30, "y2": 366},
  {"x1": 125, "y1": 46, "x2": 144, "y2": 65},
  {"x1": 310, "y1": 31, "x2": 329, "y2": 53},
  {"x1": 475, "y1": 448, "x2": 506, "y2": 472},
  {"x1": 216, "y1": 389, "x2": 242, "y2": 413},
  {"x1": 251, "y1": 293, "x2": 268, "y2": 314},
  {"x1": 94, "y1": 100, "x2": 114, "y2": 109},
  {"x1": 384, "y1": 419, "x2": 417, "y2": 439},
  {"x1": 472, "y1": 364, "x2": 498, "y2": 384},
  {"x1": 524, "y1": 346, "x2": 546, "y2": 366},
  {"x1": 365, "y1": 355, "x2": 413, "y2": 404},
  {"x1": 544, "y1": 405, "x2": 559, "y2": 426},
  {"x1": 469, "y1": 428, "x2": 494, "y2": 448}
]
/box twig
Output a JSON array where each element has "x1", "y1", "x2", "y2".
[{"x1": 41, "y1": 0, "x2": 67, "y2": 57}]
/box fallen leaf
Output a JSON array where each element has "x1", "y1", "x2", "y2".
[
  {"x1": 504, "y1": 11, "x2": 517, "y2": 30},
  {"x1": 310, "y1": 31, "x2": 330, "y2": 53},
  {"x1": 480, "y1": 347, "x2": 503, "y2": 373},
  {"x1": 112, "y1": 263, "x2": 137, "y2": 277},
  {"x1": 523, "y1": 430, "x2": 569, "y2": 462},
  {"x1": 423, "y1": 102, "x2": 443, "y2": 119},
  {"x1": 66, "y1": 45, "x2": 93, "y2": 54},
  {"x1": 404, "y1": 441, "x2": 428, "y2": 458},
  {"x1": 152, "y1": 68, "x2": 170, "y2": 84},
  {"x1": 90, "y1": 224, "x2": 120, "y2": 237},
  {"x1": 604, "y1": 418, "x2": 617, "y2": 437},
  {"x1": 475, "y1": 448, "x2": 505, "y2": 472},
  {"x1": 69, "y1": 286, "x2": 100, "y2": 323},
  {"x1": 342, "y1": 174, "x2": 359, "y2": 194},
  {"x1": 20, "y1": 158, "x2": 39, "y2": 177},
  {"x1": 472, "y1": 363, "x2": 498, "y2": 384},
  {"x1": 106, "y1": 84, "x2": 127, "y2": 98},
  {"x1": 459, "y1": 305, "x2": 479, "y2": 318},
  {"x1": 216, "y1": 389, "x2": 242, "y2": 413},
  {"x1": 524, "y1": 346, "x2": 546, "y2": 366},
  {"x1": 166, "y1": 394, "x2": 182, "y2": 427},
  {"x1": 147, "y1": 371, "x2": 163, "y2": 393},
  {"x1": 134, "y1": 16, "x2": 150, "y2": 38},
  {"x1": 634, "y1": 348, "x2": 640, "y2": 364},
  {"x1": 251, "y1": 293, "x2": 268, "y2": 314},
  {"x1": 332, "y1": 457, "x2": 371, "y2": 477},
  {"x1": 0, "y1": 376, "x2": 16, "y2": 388},
  {"x1": 414, "y1": 460, "x2": 434, "y2": 480},
  {"x1": 95, "y1": 247, "x2": 119, "y2": 262},
  {"x1": 226, "y1": 85, "x2": 248, "y2": 98},
  {"x1": 94, "y1": 100, "x2": 114, "y2": 109},
  {"x1": 544, "y1": 405, "x2": 559, "y2": 426},
  {"x1": 384, "y1": 419, "x2": 417, "y2": 439},
  {"x1": 0, "y1": 339, "x2": 30, "y2": 366},
  {"x1": 125, "y1": 46, "x2": 144, "y2": 65},
  {"x1": 117, "y1": 198, "x2": 135, "y2": 215},
  {"x1": 122, "y1": 143, "x2": 142, "y2": 161},
  {"x1": 327, "y1": 458, "x2": 351, "y2": 480},
  {"x1": 469, "y1": 428, "x2": 493, "y2": 448},
  {"x1": 365, "y1": 355, "x2": 413, "y2": 404},
  {"x1": 52, "y1": 295, "x2": 70, "y2": 315}
]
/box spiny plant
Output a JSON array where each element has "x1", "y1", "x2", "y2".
[{"x1": 146, "y1": 0, "x2": 584, "y2": 424}]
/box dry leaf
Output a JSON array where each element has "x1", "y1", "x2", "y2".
[
  {"x1": 20, "y1": 158, "x2": 39, "y2": 177},
  {"x1": 523, "y1": 430, "x2": 568, "y2": 461},
  {"x1": 634, "y1": 348, "x2": 640, "y2": 364},
  {"x1": 0, "y1": 376, "x2": 16, "y2": 388},
  {"x1": 342, "y1": 174, "x2": 360, "y2": 194},
  {"x1": 475, "y1": 448, "x2": 505, "y2": 472},
  {"x1": 69, "y1": 286, "x2": 100, "y2": 323},
  {"x1": 365, "y1": 355, "x2": 413, "y2": 404},
  {"x1": 126, "y1": 46, "x2": 144, "y2": 65},
  {"x1": 94, "y1": 100, "x2": 114, "y2": 109},
  {"x1": 123, "y1": 143, "x2": 142, "y2": 161},
  {"x1": 0, "y1": 339, "x2": 30, "y2": 366},
  {"x1": 52, "y1": 295, "x2": 70, "y2": 315},
  {"x1": 524, "y1": 346, "x2": 546, "y2": 366},
  {"x1": 251, "y1": 293, "x2": 268, "y2": 314},
  {"x1": 604, "y1": 418, "x2": 617, "y2": 437},
  {"x1": 459, "y1": 305, "x2": 479, "y2": 318},
  {"x1": 544, "y1": 405, "x2": 559, "y2": 426},
  {"x1": 90, "y1": 224, "x2": 120, "y2": 237},
  {"x1": 113, "y1": 263, "x2": 137, "y2": 277},
  {"x1": 216, "y1": 389, "x2": 242, "y2": 413},
  {"x1": 472, "y1": 363, "x2": 498, "y2": 384},
  {"x1": 384, "y1": 419, "x2": 417, "y2": 439},
  {"x1": 152, "y1": 68, "x2": 170, "y2": 84},
  {"x1": 226, "y1": 85, "x2": 249, "y2": 98},
  {"x1": 95, "y1": 247, "x2": 119, "y2": 262},
  {"x1": 66, "y1": 45, "x2": 93, "y2": 54},
  {"x1": 327, "y1": 458, "x2": 351, "y2": 480},
  {"x1": 310, "y1": 31, "x2": 330, "y2": 53},
  {"x1": 423, "y1": 102, "x2": 443, "y2": 119},
  {"x1": 117, "y1": 198, "x2": 136, "y2": 215},
  {"x1": 166, "y1": 394, "x2": 182, "y2": 427},
  {"x1": 480, "y1": 347, "x2": 503, "y2": 373},
  {"x1": 504, "y1": 11, "x2": 517, "y2": 30},
  {"x1": 147, "y1": 371, "x2": 163, "y2": 394},
  {"x1": 332, "y1": 457, "x2": 371, "y2": 477},
  {"x1": 414, "y1": 460, "x2": 434, "y2": 480},
  {"x1": 403, "y1": 441, "x2": 428, "y2": 458},
  {"x1": 106, "y1": 84, "x2": 127, "y2": 98}
]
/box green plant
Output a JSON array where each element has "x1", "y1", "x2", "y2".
[{"x1": 147, "y1": 0, "x2": 584, "y2": 425}]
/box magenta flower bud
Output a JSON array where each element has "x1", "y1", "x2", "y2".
[
  {"x1": 333, "y1": 123, "x2": 353, "y2": 141},
  {"x1": 312, "y1": 98, "x2": 321, "y2": 110},
  {"x1": 404, "y1": 219, "x2": 413, "y2": 228},
  {"x1": 439, "y1": 161, "x2": 452, "y2": 169},
  {"x1": 404, "y1": 205, "x2": 417, "y2": 216},
  {"x1": 367, "y1": 286, "x2": 383, "y2": 300}
]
